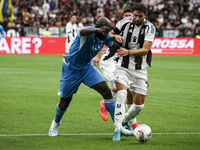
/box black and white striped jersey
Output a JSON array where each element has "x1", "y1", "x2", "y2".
[{"x1": 113, "y1": 17, "x2": 156, "y2": 70}]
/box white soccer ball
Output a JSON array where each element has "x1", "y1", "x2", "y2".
[{"x1": 133, "y1": 124, "x2": 152, "y2": 142}]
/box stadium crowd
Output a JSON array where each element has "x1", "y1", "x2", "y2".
[{"x1": 1, "y1": 0, "x2": 200, "y2": 37}]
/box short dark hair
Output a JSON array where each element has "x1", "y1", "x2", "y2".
[
  {"x1": 96, "y1": 17, "x2": 111, "y2": 29},
  {"x1": 132, "y1": 3, "x2": 147, "y2": 14},
  {"x1": 124, "y1": 8, "x2": 132, "y2": 14}
]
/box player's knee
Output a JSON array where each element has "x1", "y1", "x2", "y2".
[
  {"x1": 116, "y1": 90, "x2": 127, "y2": 104},
  {"x1": 101, "y1": 87, "x2": 112, "y2": 99},
  {"x1": 59, "y1": 97, "x2": 72, "y2": 111}
]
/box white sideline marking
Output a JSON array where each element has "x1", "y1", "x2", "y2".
[{"x1": 0, "y1": 132, "x2": 200, "y2": 137}]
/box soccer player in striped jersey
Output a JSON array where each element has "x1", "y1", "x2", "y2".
[
  {"x1": 97, "y1": 8, "x2": 149, "y2": 130},
  {"x1": 110, "y1": 3, "x2": 156, "y2": 141}
]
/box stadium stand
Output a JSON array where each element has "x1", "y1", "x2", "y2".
[{"x1": 0, "y1": 0, "x2": 200, "y2": 37}]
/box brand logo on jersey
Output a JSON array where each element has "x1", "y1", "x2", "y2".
[
  {"x1": 132, "y1": 36, "x2": 137, "y2": 42},
  {"x1": 140, "y1": 28, "x2": 144, "y2": 35},
  {"x1": 92, "y1": 41, "x2": 104, "y2": 51},
  {"x1": 150, "y1": 25, "x2": 155, "y2": 33},
  {"x1": 130, "y1": 24, "x2": 134, "y2": 28}
]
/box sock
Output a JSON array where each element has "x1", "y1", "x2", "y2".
[
  {"x1": 104, "y1": 98, "x2": 115, "y2": 123},
  {"x1": 124, "y1": 103, "x2": 144, "y2": 123},
  {"x1": 114, "y1": 90, "x2": 127, "y2": 129},
  {"x1": 126, "y1": 104, "x2": 132, "y2": 110},
  {"x1": 125, "y1": 104, "x2": 137, "y2": 124},
  {"x1": 54, "y1": 103, "x2": 66, "y2": 123}
]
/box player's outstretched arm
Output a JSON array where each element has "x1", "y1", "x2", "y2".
[
  {"x1": 80, "y1": 26, "x2": 109, "y2": 36},
  {"x1": 109, "y1": 30, "x2": 124, "y2": 43}
]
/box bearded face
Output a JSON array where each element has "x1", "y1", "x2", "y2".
[{"x1": 133, "y1": 10, "x2": 146, "y2": 26}]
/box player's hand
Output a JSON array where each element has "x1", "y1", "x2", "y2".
[
  {"x1": 98, "y1": 26, "x2": 110, "y2": 36},
  {"x1": 92, "y1": 55, "x2": 100, "y2": 66},
  {"x1": 115, "y1": 35, "x2": 124, "y2": 43},
  {"x1": 117, "y1": 47, "x2": 129, "y2": 56}
]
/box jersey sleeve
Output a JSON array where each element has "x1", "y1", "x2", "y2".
[
  {"x1": 144, "y1": 24, "x2": 156, "y2": 42},
  {"x1": 113, "y1": 17, "x2": 132, "y2": 35},
  {"x1": 104, "y1": 34, "x2": 113, "y2": 47}
]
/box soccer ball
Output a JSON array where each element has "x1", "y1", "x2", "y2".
[{"x1": 133, "y1": 124, "x2": 152, "y2": 142}]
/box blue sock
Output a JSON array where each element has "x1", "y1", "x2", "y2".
[
  {"x1": 104, "y1": 98, "x2": 115, "y2": 123},
  {"x1": 54, "y1": 103, "x2": 66, "y2": 123}
]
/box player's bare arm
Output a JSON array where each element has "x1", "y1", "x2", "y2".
[
  {"x1": 117, "y1": 40, "x2": 153, "y2": 56},
  {"x1": 80, "y1": 26, "x2": 110, "y2": 36},
  {"x1": 109, "y1": 30, "x2": 124, "y2": 43}
]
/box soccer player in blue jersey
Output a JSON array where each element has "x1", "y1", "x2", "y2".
[
  {"x1": 0, "y1": 25, "x2": 5, "y2": 39},
  {"x1": 48, "y1": 17, "x2": 127, "y2": 141}
]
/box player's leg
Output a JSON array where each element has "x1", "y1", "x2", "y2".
[
  {"x1": 83, "y1": 65, "x2": 119, "y2": 140},
  {"x1": 99, "y1": 85, "x2": 117, "y2": 121},
  {"x1": 99, "y1": 50, "x2": 117, "y2": 121},
  {"x1": 91, "y1": 81, "x2": 115, "y2": 122},
  {"x1": 114, "y1": 82, "x2": 127, "y2": 131},
  {"x1": 125, "y1": 90, "x2": 139, "y2": 130},
  {"x1": 122, "y1": 90, "x2": 134, "y2": 131},
  {"x1": 123, "y1": 70, "x2": 147, "y2": 127},
  {"x1": 113, "y1": 82, "x2": 135, "y2": 139},
  {"x1": 92, "y1": 82, "x2": 122, "y2": 141},
  {"x1": 83, "y1": 65, "x2": 116, "y2": 123},
  {"x1": 49, "y1": 61, "x2": 82, "y2": 136},
  {"x1": 49, "y1": 96, "x2": 72, "y2": 136},
  {"x1": 124, "y1": 93, "x2": 145, "y2": 124},
  {"x1": 113, "y1": 67, "x2": 130, "y2": 131}
]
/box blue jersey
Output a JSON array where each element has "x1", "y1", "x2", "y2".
[
  {"x1": 64, "y1": 25, "x2": 113, "y2": 70},
  {"x1": 0, "y1": 25, "x2": 5, "y2": 38}
]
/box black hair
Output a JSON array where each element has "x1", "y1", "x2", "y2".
[
  {"x1": 96, "y1": 17, "x2": 111, "y2": 29},
  {"x1": 132, "y1": 3, "x2": 147, "y2": 14},
  {"x1": 124, "y1": 8, "x2": 132, "y2": 14}
]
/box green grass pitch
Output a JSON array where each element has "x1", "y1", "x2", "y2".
[{"x1": 0, "y1": 54, "x2": 200, "y2": 150}]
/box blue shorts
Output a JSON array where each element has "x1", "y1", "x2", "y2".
[{"x1": 58, "y1": 60, "x2": 105, "y2": 98}]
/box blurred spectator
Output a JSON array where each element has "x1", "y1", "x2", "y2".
[
  {"x1": 104, "y1": 3, "x2": 111, "y2": 19},
  {"x1": 43, "y1": 0, "x2": 50, "y2": 19},
  {"x1": 123, "y1": 0, "x2": 130, "y2": 10},
  {"x1": 65, "y1": 14, "x2": 77, "y2": 54},
  {"x1": 0, "y1": 0, "x2": 199, "y2": 37},
  {"x1": 77, "y1": 19, "x2": 85, "y2": 31},
  {"x1": 97, "y1": 5, "x2": 104, "y2": 17},
  {"x1": 49, "y1": 0, "x2": 56, "y2": 11},
  {"x1": 31, "y1": 2, "x2": 39, "y2": 14},
  {"x1": 181, "y1": 12, "x2": 189, "y2": 24},
  {"x1": 43, "y1": 25, "x2": 51, "y2": 37},
  {"x1": 22, "y1": 8, "x2": 29, "y2": 26},
  {"x1": 168, "y1": 12, "x2": 177, "y2": 21}
]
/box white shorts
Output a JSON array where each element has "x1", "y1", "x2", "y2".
[
  {"x1": 99, "y1": 51, "x2": 118, "y2": 82},
  {"x1": 114, "y1": 67, "x2": 148, "y2": 95}
]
